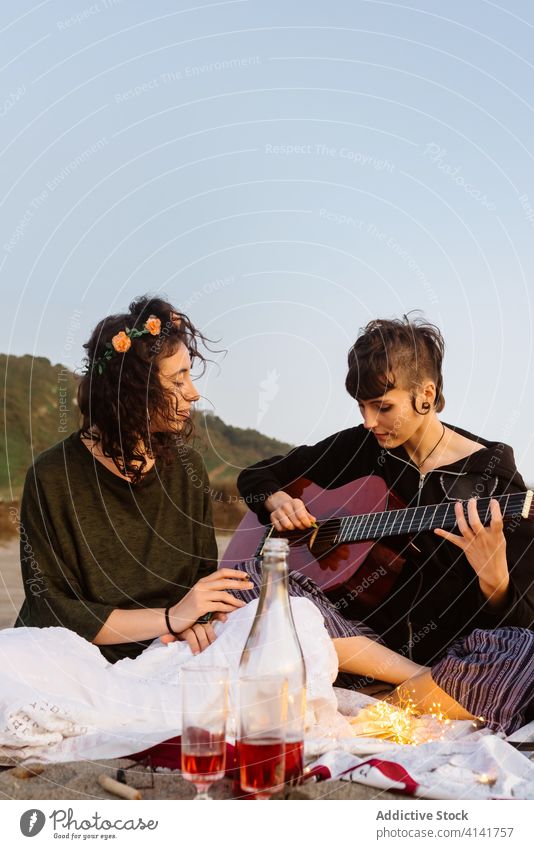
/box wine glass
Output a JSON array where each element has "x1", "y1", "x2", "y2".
[
  {"x1": 237, "y1": 674, "x2": 288, "y2": 800},
  {"x1": 181, "y1": 665, "x2": 229, "y2": 800}
]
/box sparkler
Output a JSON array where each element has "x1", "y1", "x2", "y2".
[
  {"x1": 349, "y1": 693, "x2": 452, "y2": 746},
  {"x1": 477, "y1": 772, "x2": 497, "y2": 787}
]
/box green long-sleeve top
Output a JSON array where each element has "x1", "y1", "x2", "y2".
[{"x1": 14, "y1": 429, "x2": 218, "y2": 663}]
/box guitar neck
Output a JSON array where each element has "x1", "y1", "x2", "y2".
[{"x1": 336, "y1": 491, "x2": 533, "y2": 544}]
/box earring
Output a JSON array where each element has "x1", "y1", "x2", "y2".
[{"x1": 412, "y1": 397, "x2": 431, "y2": 415}]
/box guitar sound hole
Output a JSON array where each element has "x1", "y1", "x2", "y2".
[
  {"x1": 310, "y1": 520, "x2": 342, "y2": 558},
  {"x1": 271, "y1": 529, "x2": 313, "y2": 546}
]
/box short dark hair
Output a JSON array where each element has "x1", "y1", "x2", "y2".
[
  {"x1": 345, "y1": 314, "x2": 445, "y2": 413},
  {"x1": 77, "y1": 293, "x2": 212, "y2": 483}
]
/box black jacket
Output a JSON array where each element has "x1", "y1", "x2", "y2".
[{"x1": 237, "y1": 423, "x2": 534, "y2": 665}]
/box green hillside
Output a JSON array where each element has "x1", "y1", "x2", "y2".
[
  {"x1": 196, "y1": 411, "x2": 292, "y2": 484},
  {"x1": 0, "y1": 354, "x2": 81, "y2": 496},
  {"x1": 0, "y1": 354, "x2": 292, "y2": 500}
]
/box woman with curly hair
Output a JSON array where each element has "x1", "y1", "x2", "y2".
[{"x1": 14, "y1": 294, "x2": 253, "y2": 662}]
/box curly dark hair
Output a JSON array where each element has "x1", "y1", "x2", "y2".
[
  {"x1": 345, "y1": 313, "x2": 445, "y2": 414},
  {"x1": 77, "y1": 294, "x2": 213, "y2": 483}
]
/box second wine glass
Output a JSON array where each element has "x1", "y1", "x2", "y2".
[{"x1": 237, "y1": 674, "x2": 288, "y2": 800}]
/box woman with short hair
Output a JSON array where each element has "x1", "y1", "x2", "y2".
[{"x1": 237, "y1": 316, "x2": 534, "y2": 733}]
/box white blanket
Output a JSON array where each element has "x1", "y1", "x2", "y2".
[
  {"x1": 0, "y1": 598, "x2": 348, "y2": 762},
  {"x1": 1, "y1": 598, "x2": 533, "y2": 799}
]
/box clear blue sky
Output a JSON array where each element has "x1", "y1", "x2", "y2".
[{"x1": 2, "y1": 0, "x2": 534, "y2": 480}]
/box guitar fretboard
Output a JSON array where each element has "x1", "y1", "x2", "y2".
[{"x1": 318, "y1": 492, "x2": 531, "y2": 545}]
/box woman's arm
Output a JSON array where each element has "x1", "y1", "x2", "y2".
[
  {"x1": 237, "y1": 425, "x2": 377, "y2": 524},
  {"x1": 93, "y1": 607, "x2": 168, "y2": 645},
  {"x1": 92, "y1": 569, "x2": 253, "y2": 645},
  {"x1": 19, "y1": 467, "x2": 253, "y2": 647}
]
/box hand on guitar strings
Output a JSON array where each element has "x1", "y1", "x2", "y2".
[
  {"x1": 434, "y1": 497, "x2": 510, "y2": 604},
  {"x1": 266, "y1": 491, "x2": 317, "y2": 531}
]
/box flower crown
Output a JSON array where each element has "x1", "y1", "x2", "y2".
[{"x1": 87, "y1": 315, "x2": 162, "y2": 375}]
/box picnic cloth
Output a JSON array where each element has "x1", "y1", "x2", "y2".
[
  {"x1": 304, "y1": 730, "x2": 534, "y2": 799},
  {"x1": 0, "y1": 598, "x2": 532, "y2": 798}
]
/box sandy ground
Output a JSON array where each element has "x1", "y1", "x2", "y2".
[
  {"x1": 0, "y1": 538, "x2": 24, "y2": 630},
  {"x1": 0, "y1": 756, "x2": 407, "y2": 800}
]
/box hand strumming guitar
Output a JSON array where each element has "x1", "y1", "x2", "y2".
[{"x1": 266, "y1": 490, "x2": 317, "y2": 531}]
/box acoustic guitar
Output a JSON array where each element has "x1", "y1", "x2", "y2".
[{"x1": 220, "y1": 476, "x2": 534, "y2": 606}]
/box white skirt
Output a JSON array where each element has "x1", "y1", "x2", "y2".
[{"x1": 0, "y1": 598, "x2": 350, "y2": 764}]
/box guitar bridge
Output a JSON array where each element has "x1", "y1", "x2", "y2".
[{"x1": 309, "y1": 524, "x2": 320, "y2": 548}]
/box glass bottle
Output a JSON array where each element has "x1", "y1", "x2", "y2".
[{"x1": 238, "y1": 538, "x2": 306, "y2": 784}]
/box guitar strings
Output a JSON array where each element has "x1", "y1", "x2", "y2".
[
  {"x1": 267, "y1": 493, "x2": 528, "y2": 548},
  {"x1": 331, "y1": 499, "x2": 519, "y2": 543},
  {"x1": 305, "y1": 493, "x2": 527, "y2": 545},
  {"x1": 317, "y1": 496, "x2": 525, "y2": 544}
]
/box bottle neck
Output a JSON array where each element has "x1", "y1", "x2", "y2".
[{"x1": 258, "y1": 557, "x2": 290, "y2": 613}]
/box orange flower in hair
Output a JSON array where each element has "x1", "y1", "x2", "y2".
[
  {"x1": 112, "y1": 331, "x2": 132, "y2": 353},
  {"x1": 145, "y1": 315, "x2": 161, "y2": 335},
  {"x1": 86, "y1": 312, "x2": 164, "y2": 374}
]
